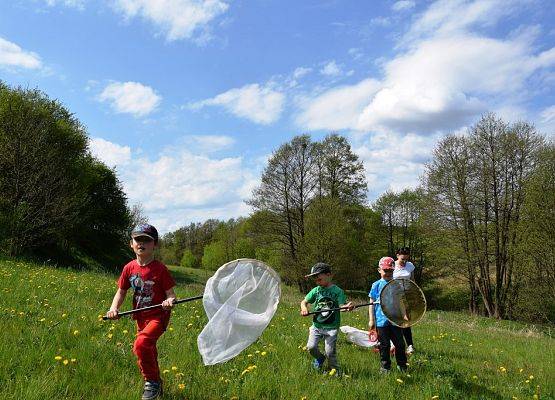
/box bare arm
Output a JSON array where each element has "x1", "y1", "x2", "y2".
[
  {"x1": 162, "y1": 287, "x2": 177, "y2": 310},
  {"x1": 368, "y1": 303, "x2": 375, "y2": 329},
  {"x1": 106, "y1": 288, "x2": 127, "y2": 319},
  {"x1": 300, "y1": 299, "x2": 310, "y2": 316}
]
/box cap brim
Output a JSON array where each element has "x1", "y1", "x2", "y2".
[{"x1": 131, "y1": 233, "x2": 155, "y2": 240}]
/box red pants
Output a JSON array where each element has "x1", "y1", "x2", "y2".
[{"x1": 133, "y1": 319, "x2": 167, "y2": 382}]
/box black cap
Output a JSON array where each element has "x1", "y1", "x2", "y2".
[
  {"x1": 131, "y1": 224, "x2": 159, "y2": 242},
  {"x1": 305, "y1": 262, "x2": 332, "y2": 278}
]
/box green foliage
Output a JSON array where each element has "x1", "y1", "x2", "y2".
[
  {"x1": 0, "y1": 83, "x2": 131, "y2": 269},
  {"x1": 201, "y1": 241, "x2": 227, "y2": 270},
  {"x1": 180, "y1": 249, "x2": 196, "y2": 269}
]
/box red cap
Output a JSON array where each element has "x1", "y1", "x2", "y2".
[{"x1": 378, "y1": 256, "x2": 395, "y2": 270}]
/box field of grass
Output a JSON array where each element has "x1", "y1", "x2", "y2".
[{"x1": 1, "y1": 258, "x2": 553, "y2": 400}]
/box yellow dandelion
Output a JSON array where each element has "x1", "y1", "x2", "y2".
[
  {"x1": 230, "y1": 397, "x2": 238, "y2": 400},
  {"x1": 302, "y1": 346, "x2": 307, "y2": 351},
  {"x1": 187, "y1": 323, "x2": 193, "y2": 327},
  {"x1": 178, "y1": 383, "x2": 185, "y2": 390},
  {"x1": 431, "y1": 396, "x2": 440, "y2": 400},
  {"x1": 241, "y1": 369, "x2": 249, "y2": 376},
  {"x1": 472, "y1": 375, "x2": 478, "y2": 380},
  {"x1": 171, "y1": 366, "x2": 178, "y2": 371},
  {"x1": 169, "y1": 327, "x2": 174, "y2": 331},
  {"x1": 247, "y1": 354, "x2": 253, "y2": 357},
  {"x1": 39, "y1": 318, "x2": 46, "y2": 322},
  {"x1": 533, "y1": 395, "x2": 538, "y2": 399},
  {"x1": 54, "y1": 356, "x2": 62, "y2": 361},
  {"x1": 525, "y1": 380, "x2": 530, "y2": 384},
  {"x1": 62, "y1": 313, "x2": 67, "y2": 318},
  {"x1": 73, "y1": 330, "x2": 79, "y2": 336},
  {"x1": 396, "y1": 378, "x2": 403, "y2": 384},
  {"x1": 163, "y1": 369, "x2": 170, "y2": 374},
  {"x1": 107, "y1": 333, "x2": 113, "y2": 339},
  {"x1": 63, "y1": 359, "x2": 69, "y2": 365},
  {"x1": 519, "y1": 368, "x2": 524, "y2": 373},
  {"x1": 529, "y1": 375, "x2": 534, "y2": 380},
  {"x1": 301, "y1": 397, "x2": 307, "y2": 400},
  {"x1": 70, "y1": 359, "x2": 76, "y2": 363},
  {"x1": 261, "y1": 351, "x2": 267, "y2": 356},
  {"x1": 329, "y1": 369, "x2": 337, "y2": 376},
  {"x1": 499, "y1": 367, "x2": 506, "y2": 373},
  {"x1": 122, "y1": 330, "x2": 128, "y2": 334}
]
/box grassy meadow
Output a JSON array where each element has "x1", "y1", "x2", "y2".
[{"x1": 1, "y1": 258, "x2": 553, "y2": 400}]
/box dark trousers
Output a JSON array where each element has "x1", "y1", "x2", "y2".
[
  {"x1": 403, "y1": 327, "x2": 413, "y2": 346},
  {"x1": 377, "y1": 325, "x2": 407, "y2": 370}
]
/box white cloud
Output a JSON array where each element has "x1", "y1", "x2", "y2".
[
  {"x1": 320, "y1": 60, "x2": 342, "y2": 77},
  {"x1": 353, "y1": 131, "x2": 441, "y2": 199},
  {"x1": 187, "y1": 135, "x2": 235, "y2": 152},
  {"x1": 296, "y1": 79, "x2": 381, "y2": 131},
  {"x1": 43, "y1": 0, "x2": 85, "y2": 9},
  {"x1": 87, "y1": 137, "x2": 259, "y2": 233},
  {"x1": 189, "y1": 83, "x2": 285, "y2": 125},
  {"x1": 392, "y1": 1, "x2": 416, "y2": 12},
  {"x1": 89, "y1": 137, "x2": 131, "y2": 168},
  {"x1": 540, "y1": 105, "x2": 555, "y2": 123},
  {"x1": 98, "y1": 81, "x2": 161, "y2": 117},
  {"x1": 113, "y1": 0, "x2": 229, "y2": 42},
  {"x1": 370, "y1": 16, "x2": 391, "y2": 27},
  {"x1": 293, "y1": 66, "x2": 312, "y2": 79},
  {"x1": 0, "y1": 37, "x2": 42, "y2": 70},
  {"x1": 296, "y1": 0, "x2": 555, "y2": 134}
]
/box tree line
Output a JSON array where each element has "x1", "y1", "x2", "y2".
[
  {"x1": 160, "y1": 115, "x2": 554, "y2": 323},
  {"x1": 1, "y1": 82, "x2": 552, "y2": 322}
]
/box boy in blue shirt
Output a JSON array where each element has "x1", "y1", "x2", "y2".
[
  {"x1": 368, "y1": 257, "x2": 407, "y2": 373},
  {"x1": 300, "y1": 262, "x2": 353, "y2": 373}
]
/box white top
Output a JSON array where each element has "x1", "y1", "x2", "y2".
[{"x1": 393, "y1": 261, "x2": 415, "y2": 279}]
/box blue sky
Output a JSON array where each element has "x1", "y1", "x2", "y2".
[{"x1": 1, "y1": 0, "x2": 554, "y2": 232}]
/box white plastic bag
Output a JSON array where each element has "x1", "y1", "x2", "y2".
[
  {"x1": 197, "y1": 259, "x2": 281, "y2": 365},
  {"x1": 340, "y1": 325, "x2": 379, "y2": 348}
]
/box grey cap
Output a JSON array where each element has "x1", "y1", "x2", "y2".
[{"x1": 305, "y1": 262, "x2": 332, "y2": 278}]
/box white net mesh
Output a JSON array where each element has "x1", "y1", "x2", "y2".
[
  {"x1": 197, "y1": 259, "x2": 281, "y2": 365},
  {"x1": 340, "y1": 325, "x2": 379, "y2": 348}
]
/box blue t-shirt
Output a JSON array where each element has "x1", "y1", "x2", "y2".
[{"x1": 369, "y1": 278, "x2": 390, "y2": 327}]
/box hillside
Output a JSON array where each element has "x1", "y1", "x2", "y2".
[{"x1": 1, "y1": 259, "x2": 553, "y2": 400}]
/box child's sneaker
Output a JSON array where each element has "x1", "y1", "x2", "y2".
[
  {"x1": 406, "y1": 345, "x2": 415, "y2": 354},
  {"x1": 142, "y1": 381, "x2": 162, "y2": 400},
  {"x1": 312, "y1": 357, "x2": 325, "y2": 370}
]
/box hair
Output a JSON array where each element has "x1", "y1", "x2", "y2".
[{"x1": 396, "y1": 247, "x2": 411, "y2": 255}]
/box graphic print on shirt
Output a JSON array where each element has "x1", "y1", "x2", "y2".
[
  {"x1": 314, "y1": 295, "x2": 338, "y2": 324},
  {"x1": 129, "y1": 273, "x2": 155, "y2": 308}
]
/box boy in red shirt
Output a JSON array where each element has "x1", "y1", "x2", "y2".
[{"x1": 106, "y1": 224, "x2": 176, "y2": 400}]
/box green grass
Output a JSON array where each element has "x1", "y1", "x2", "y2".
[{"x1": 1, "y1": 259, "x2": 553, "y2": 400}]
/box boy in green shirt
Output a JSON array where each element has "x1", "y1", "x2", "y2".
[{"x1": 300, "y1": 262, "x2": 353, "y2": 373}]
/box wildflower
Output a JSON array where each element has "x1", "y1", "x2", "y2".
[
  {"x1": 431, "y1": 396, "x2": 440, "y2": 400},
  {"x1": 178, "y1": 383, "x2": 185, "y2": 390},
  {"x1": 62, "y1": 313, "x2": 67, "y2": 318},
  {"x1": 122, "y1": 330, "x2": 128, "y2": 334},
  {"x1": 54, "y1": 356, "x2": 62, "y2": 361},
  {"x1": 499, "y1": 367, "x2": 506, "y2": 373},
  {"x1": 73, "y1": 330, "x2": 79, "y2": 336},
  {"x1": 40, "y1": 318, "x2": 46, "y2": 322},
  {"x1": 187, "y1": 323, "x2": 193, "y2": 327},
  {"x1": 329, "y1": 369, "x2": 337, "y2": 376},
  {"x1": 261, "y1": 351, "x2": 267, "y2": 356},
  {"x1": 396, "y1": 378, "x2": 403, "y2": 384},
  {"x1": 71, "y1": 359, "x2": 76, "y2": 363},
  {"x1": 163, "y1": 369, "x2": 170, "y2": 374},
  {"x1": 172, "y1": 366, "x2": 178, "y2": 371},
  {"x1": 472, "y1": 376, "x2": 478, "y2": 380},
  {"x1": 107, "y1": 333, "x2": 113, "y2": 339},
  {"x1": 247, "y1": 354, "x2": 253, "y2": 357},
  {"x1": 63, "y1": 359, "x2": 69, "y2": 365},
  {"x1": 529, "y1": 375, "x2": 534, "y2": 380},
  {"x1": 301, "y1": 397, "x2": 307, "y2": 400}
]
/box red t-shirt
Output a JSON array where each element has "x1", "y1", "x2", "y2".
[{"x1": 118, "y1": 259, "x2": 176, "y2": 321}]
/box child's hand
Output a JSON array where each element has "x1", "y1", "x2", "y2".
[
  {"x1": 162, "y1": 298, "x2": 175, "y2": 310},
  {"x1": 344, "y1": 302, "x2": 354, "y2": 311},
  {"x1": 106, "y1": 309, "x2": 120, "y2": 320},
  {"x1": 300, "y1": 306, "x2": 309, "y2": 316}
]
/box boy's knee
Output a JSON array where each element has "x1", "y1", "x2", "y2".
[{"x1": 133, "y1": 336, "x2": 153, "y2": 355}]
